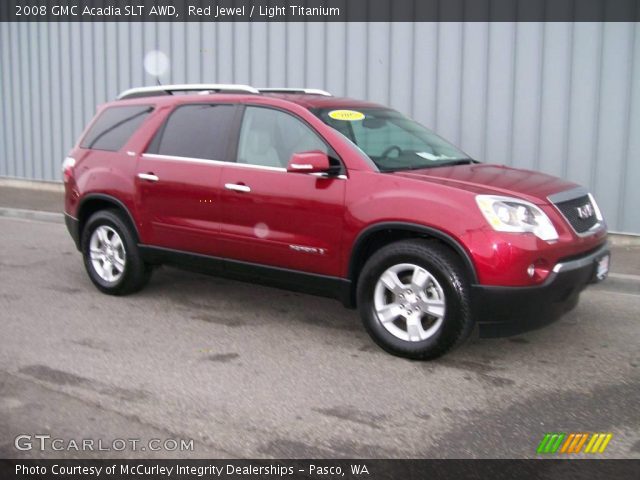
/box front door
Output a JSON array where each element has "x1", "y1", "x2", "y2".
[{"x1": 218, "y1": 106, "x2": 346, "y2": 277}]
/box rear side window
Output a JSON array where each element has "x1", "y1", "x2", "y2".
[
  {"x1": 81, "y1": 106, "x2": 152, "y2": 151},
  {"x1": 148, "y1": 104, "x2": 236, "y2": 161}
]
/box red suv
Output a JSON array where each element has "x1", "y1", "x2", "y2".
[{"x1": 63, "y1": 84, "x2": 610, "y2": 359}]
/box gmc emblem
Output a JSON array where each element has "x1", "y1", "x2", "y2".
[{"x1": 576, "y1": 203, "x2": 595, "y2": 220}]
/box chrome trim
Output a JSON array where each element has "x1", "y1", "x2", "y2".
[
  {"x1": 547, "y1": 186, "x2": 589, "y2": 204},
  {"x1": 311, "y1": 172, "x2": 348, "y2": 179},
  {"x1": 547, "y1": 187, "x2": 605, "y2": 238},
  {"x1": 142, "y1": 153, "x2": 222, "y2": 165},
  {"x1": 142, "y1": 153, "x2": 286, "y2": 171},
  {"x1": 118, "y1": 83, "x2": 259, "y2": 99},
  {"x1": 289, "y1": 244, "x2": 327, "y2": 255},
  {"x1": 588, "y1": 193, "x2": 604, "y2": 222},
  {"x1": 141, "y1": 153, "x2": 347, "y2": 178},
  {"x1": 258, "y1": 87, "x2": 332, "y2": 96},
  {"x1": 570, "y1": 221, "x2": 604, "y2": 238},
  {"x1": 289, "y1": 163, "x2": 313, "y2": 170},
  {"x1": 234, "y1": 162, "x2": 287, "y2": 172},
  {"x1": 225, "y1": 183, "x2": 251, "y2": 193},
  {"x1": 137, "y1": 173, "x2": 159, "y2": 182},
  {"x1": 552, "y1": 243, "x2": 610, "y2": 273}
]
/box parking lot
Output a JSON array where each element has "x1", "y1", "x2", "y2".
[{"x1": 0, "y1": 213, "x2": 639, "y2": 459}]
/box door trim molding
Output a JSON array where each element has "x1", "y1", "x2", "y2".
[
  {"x1": 142, "y1": 153, "x2": 287, "y2": 172},
  {"x1": 139, "y1": 244, "x2": 352, "y2": 306}
]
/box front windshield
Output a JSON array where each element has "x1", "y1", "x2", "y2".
[{"x1": 314, "y1": 107, "x2": 474, "y2": 171}]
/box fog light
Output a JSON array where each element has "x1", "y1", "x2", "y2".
[
  {"x1": 527, "y1": 264, "x2": 535, "y2": 278},
  {"x1": 527, "y1": 259, "x2": 551, "y2": 283}
]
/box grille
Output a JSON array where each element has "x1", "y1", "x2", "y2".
[{"x1": 554, "y1": 194, "x2": 599, "y2": 234}]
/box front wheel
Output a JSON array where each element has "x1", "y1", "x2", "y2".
[
  {"x1": 357, "y1": 239, "x2": 473, "y2": 360},
  {"x1": 81, "y1": 210, "x2": 152, "y2": 295}
]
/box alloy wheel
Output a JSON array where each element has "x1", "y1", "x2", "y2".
[
  {"x1": 373, "y1": 263, "x2": 446, "y2": 342},
  {"x1": 89, "y1": 225, "x2": 126, "y2": 283}
]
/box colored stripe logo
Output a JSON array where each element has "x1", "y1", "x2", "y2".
[{"x1": 537, "y1": 433, "x2": 612, "y2": 454}]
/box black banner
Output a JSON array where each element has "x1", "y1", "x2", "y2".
[
  {"x1": 0, "y1": 0, "x2": 639, "y2": 22},
  {"x1": 1, "y1": 459, "x2": 639, "y2": 480}
]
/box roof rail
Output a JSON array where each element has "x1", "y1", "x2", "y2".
[
  {"x1": 117, "y1": 84, "x2": 260, "y2": 100},
  {"x1": 258, "y1": 88, "x2": 332, "y2": 97}
]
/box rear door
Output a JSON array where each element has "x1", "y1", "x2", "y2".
[
  {"x1": 218, "y1": 106, "x2": 346, "y2": 277},
  {"x1": 135, "y1": 103, "x2": 238, "y2": 256}
]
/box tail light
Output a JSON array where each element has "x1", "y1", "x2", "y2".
[{"x1": 62, "y1": 156, "x2": 76, "y2": 182}]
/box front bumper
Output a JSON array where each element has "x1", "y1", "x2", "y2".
[{"x1": 472, "y1": 242, "x2": 610, "y2": 337}]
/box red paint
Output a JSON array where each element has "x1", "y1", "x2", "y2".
[{"x1": 64, "y1": 92, "x2": 607, "y2": 288}]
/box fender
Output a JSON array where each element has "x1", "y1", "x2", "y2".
[
  {"x1": 348, "y1": 222, "x2": 479, "y2": 285},
  {"x1": 77, "y1": 193, "x2": 140, "y2": 243}
]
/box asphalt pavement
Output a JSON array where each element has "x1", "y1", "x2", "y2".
[
  {"x1": 0, "y1": 211, "x2": 638, "y2": 459},
  {"x1": 0, "y1": 181, "x2": 639, "y2": 459}
]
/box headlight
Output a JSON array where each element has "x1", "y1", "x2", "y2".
[{"x1": 475, "y1": 195, "x2": 558, "y2": 241}]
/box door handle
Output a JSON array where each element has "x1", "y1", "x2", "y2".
[
  {"x1": 225, "y1": 183, "x2": 251, "y2": 193},
  {"x1": 137, "y1": 173, "x2": 159, "y2": 182}
]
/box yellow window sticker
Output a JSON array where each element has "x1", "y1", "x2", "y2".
[{"x1": 328, "y1": 109, "x2": 365, "y2": 121}]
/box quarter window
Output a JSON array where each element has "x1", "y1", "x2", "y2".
[
  {"x1": 237, "y1": 107, "x2": 328, "y2": 168},
  {"x1": 81, "y1": 106, "x2": 152, "y2": 151},
  {"x1": 151, "y1": 104, "x2": 236, "y2": 160}
]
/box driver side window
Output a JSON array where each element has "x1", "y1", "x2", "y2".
[{"x1": 237, "y1": 107, "x2": 328, "y2": 168}]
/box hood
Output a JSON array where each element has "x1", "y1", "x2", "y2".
[{"x1": 392, "y1": 163, "x2": 577, "y2": 204}]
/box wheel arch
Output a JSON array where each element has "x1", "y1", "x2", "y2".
[
  {"x1": 346, "y1": 222, "x2": 478, "y2": 307},
  {"x1": 75, "y1": 194, "x2": 140, "y2": 249}
]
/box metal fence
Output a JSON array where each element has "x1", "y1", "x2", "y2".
[{"x1": 0, "y1": 22, "x2": 638, "y2": 233}]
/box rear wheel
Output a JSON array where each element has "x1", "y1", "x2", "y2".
[
  {"x1": 81, "y1": 210, "x2": 151, "y2": 295},
  {"x1": 357, "y1": 239, "x2": 473, "y2": 359}
]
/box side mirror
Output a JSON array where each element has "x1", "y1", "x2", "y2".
[{"x1": 287, "y1": 151, "x2": 331, "y2": 174}]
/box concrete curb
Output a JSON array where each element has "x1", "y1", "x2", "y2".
[
  {"x1": 0, "y1": 207, "x2": 64, "y2": 224},
  {"x1": 608, "y1": 234, "x2": 640, "y2": 246},
  {"x1": 607, "y1": 272, "x2": 640, "y2": 282},
  {"x1": 0, "y1": 177, "x2": 64, "y2": 193}
]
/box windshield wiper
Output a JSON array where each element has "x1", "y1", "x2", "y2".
[
  {"x1": 438, "y1": 158, "x2": 477, "y2": 167},
  {"x1": 382, "y1": 158, "x2": 477, "y2": 173}
]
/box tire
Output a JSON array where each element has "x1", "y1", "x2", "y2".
[
  {"x1": 81, "y1": 209, "x2": 152, "y2": 295},
  {"x1": 356, "y1": 239, "x2": 473, "y2": 360}
]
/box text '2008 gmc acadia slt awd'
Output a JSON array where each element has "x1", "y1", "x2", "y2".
[{"x1": 63, "y1": 84, "x2": 610, "y2": 359}]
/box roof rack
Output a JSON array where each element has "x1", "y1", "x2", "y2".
[
  {"x1": 258, "y1": 88, "x2": 332, "y2": 97},
  {"x1": 117, "y1": 84, "x2": 260, "y2": 100}
]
